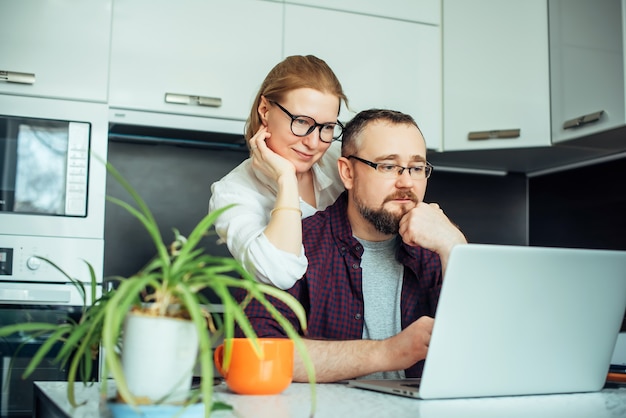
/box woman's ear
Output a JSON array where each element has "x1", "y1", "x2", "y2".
[
  {"x1": 258, "y1": 96, "x2": 270, "y2": 126},
  {"x1": 337, "y1": 157, "x2": 354, "y2": 190}
]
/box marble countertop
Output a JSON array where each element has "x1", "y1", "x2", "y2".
[{"x1": 35, "y1": 380, "x2": 626, "y2": 418}]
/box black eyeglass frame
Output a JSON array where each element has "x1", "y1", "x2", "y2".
[
  {"x1": 348, "y1": 155, "x2": 433, "y2": 179},
  {"x1": 270, "y1": 100, "x2": 344, "y2": 143}
]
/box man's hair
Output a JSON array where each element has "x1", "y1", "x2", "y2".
[
  {"x1": 341, "y1": 109, "x2": 422, "y2": 157},
  {"x1": 245, "y1": 55, "x2": 348, "y2": 140}
]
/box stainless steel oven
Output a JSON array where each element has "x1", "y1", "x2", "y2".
[{"x1": 0, "y1": 94, "x2": 108, "y2": 417}]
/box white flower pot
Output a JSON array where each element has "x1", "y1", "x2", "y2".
[{"x1": 121, "y1": 312, "x2": 199, "y2": 403}]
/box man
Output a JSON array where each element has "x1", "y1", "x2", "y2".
[{"x1": 235, "y1": 109, "x2": 467, "y2": 382}]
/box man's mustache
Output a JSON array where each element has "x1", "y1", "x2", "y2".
[{"x1": 383, "y1": 192, "x2": 419, "y2": 204}]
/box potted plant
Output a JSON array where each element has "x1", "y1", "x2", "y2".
[{"x1": 0, "y1": 161, "x2": 316, "y2": 417}]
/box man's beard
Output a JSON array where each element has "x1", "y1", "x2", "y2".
[{"x1": 355, "y1": 191, "x2": 419, "y2": 235}]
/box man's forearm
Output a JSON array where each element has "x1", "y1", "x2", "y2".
[
  {"x1": 292, "y1": 338, "x2": 387, "y2": 383},
  {"x1": 291, "y1": 317, "x2": 433, "y2": 382}
]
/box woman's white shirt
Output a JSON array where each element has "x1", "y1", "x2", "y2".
[{"x1": 209, "y1": 142, "x2": 343, "y2": 289}]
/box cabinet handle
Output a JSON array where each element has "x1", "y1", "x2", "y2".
[
  {"x1": 468, "y1": 129, "x2": 520, "y2": 140},
  {"x1": 0, "y1": 70, "x2": 35, "y2": 85},
  {"x1": 562, "y1": 110, "x2": 604, "y2": 130},
  {"x1": 164, "y1": 93, "x2": 222, "y2": 108}
]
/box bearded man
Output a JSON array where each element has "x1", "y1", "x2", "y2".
[{"x1": 234, "y1": 109, "x2": 467, "y2": 382}]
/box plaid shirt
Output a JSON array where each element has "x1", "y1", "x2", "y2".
[{"x1": 234, "y1": 191, "x2": 443, "y2": 377}]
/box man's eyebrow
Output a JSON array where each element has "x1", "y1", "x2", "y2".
[{"x1": 375, "y1": 154, "x2": 427, "y2": 163}]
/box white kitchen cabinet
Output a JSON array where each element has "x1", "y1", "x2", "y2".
[
  {"x1": 550, "y1": 0, "x2": 625, "y2": 145},
  {"x1": 108, "y1": 0, "x2": 283, "y2": 128},
  {"x1": 0, "y1": 0, "x2": 112, "y2": 103},
  {"x1": 283, "y1": 4, "x2": 442, "y2": 150},
  {"x1": 442, "y1": 0, "x2": 551, "y2": 152},
  {"x1": 284, "y1": 0, "x2": 440, "y2": 25}
]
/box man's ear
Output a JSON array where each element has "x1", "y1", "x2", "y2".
[
  {"x1": 258, "y1": 96, "x2": 270, "y2": 126},
  {"x1": 337, "y1": 157, "x2": 354, "y2": 190}
]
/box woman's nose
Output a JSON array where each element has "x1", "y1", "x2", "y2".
[{"x1": 301, "y1": 128, "x2": 322, "y2": 148}]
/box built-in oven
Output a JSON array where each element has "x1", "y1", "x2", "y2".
[
  {"x1": 0, "y1": 94, "x2": 108, "y2": 417},
  {"x1": 0, "y1": 304, "x2": 98, "y2": 418}
]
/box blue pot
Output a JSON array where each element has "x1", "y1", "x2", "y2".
[{"x1": 107, "y1": 402, "x2": 205, "y2": 417}]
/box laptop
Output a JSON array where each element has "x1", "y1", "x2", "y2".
[{"x1": 348, "y1": 244, "x2": 626, "y2": 399}]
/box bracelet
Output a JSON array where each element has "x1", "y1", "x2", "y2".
[{"x1": 270, "y1": 207, "x2": 302, "y2": 217}]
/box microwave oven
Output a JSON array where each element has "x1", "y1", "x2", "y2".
[{"x1": 0, "y1": 94, "x2": 108, "y2": 305}]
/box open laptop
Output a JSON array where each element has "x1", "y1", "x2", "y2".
[{"x1": 348, "y1": 244, "x2": 626, "y2": 399}]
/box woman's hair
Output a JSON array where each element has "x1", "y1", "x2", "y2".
[
  {"x1": 245, "y1": 55, "x2": 348, "y2": 140},
  {"x1": 341, "y1": 109, "x2": 421, "y2": 157}
]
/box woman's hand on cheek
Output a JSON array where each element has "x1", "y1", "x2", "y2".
[{"x1": 250, "y1": 126, "x2": 296, "y2": 182}]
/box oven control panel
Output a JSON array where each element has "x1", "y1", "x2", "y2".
[
  {"x1": 0, "y1": 235, "x2": 103, "y2": 284},
  {"x1": 0, "y1": 248, "x2": 13, "y2": 276}
]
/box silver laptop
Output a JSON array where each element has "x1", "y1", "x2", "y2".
[{"x1": 348, "y1": 244, "x2": 626, "y2": 399}]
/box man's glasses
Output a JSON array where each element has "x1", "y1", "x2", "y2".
[
  {"x1": 348, "y1": 155, "x2": 433, "y2": 180},
  {"x1": 270, "y1": 100, "x2": 344, "y2": 143}
]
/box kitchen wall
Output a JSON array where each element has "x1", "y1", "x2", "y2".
[
  {"x1": 425, "y1": 171, "x2": 528, "y2": 246},
  {"x1": 104, "y1": 141, "x2": 248, "y2": 280},
  {"x1": 104, "y1": 142, "x2": 626, "y2": 280},
  {"x1": 529, "y1": 156, "x2": 626, "y2": 251},
  {"x1": 104, "y1": 141, "x2": 530, "y2": 282}
]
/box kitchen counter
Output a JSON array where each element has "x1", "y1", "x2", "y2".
[{"x1": 34, "y1": 380, "x2": 626, "y2": 418}]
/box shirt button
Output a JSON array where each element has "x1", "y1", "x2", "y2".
[
  {"x1": 352, "y1": 263, "x2": 359, "y2": 269},
  {"x1": 355, "y1": 313, "x2": 362, "y2": 320}
]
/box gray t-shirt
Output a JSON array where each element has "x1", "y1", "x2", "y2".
[{"x1": 357, "y1": 236, "x2": 405, "y2": 380}]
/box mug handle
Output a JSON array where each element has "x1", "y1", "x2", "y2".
[{"x1": 213, "y1": 344, "x2": 227, "y2": 378}]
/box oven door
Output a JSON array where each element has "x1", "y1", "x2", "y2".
[{"x1": 0, "y1": 303, "x2": 98, "y2": 418}]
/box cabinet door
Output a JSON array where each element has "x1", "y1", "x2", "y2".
[
  {"x1": 108, "y1": 0, "x2": 283, "y2": 123},
  {"x1": 284, "y1": 0, "x2": 441, "y2": 25},
  {"x1": 442, "y1": 0, "x2": 551, "y2": 151},
  {"x1": 0, "y1": 0, "x2": 111, "y2": 103},
  {"x1": 284, "y1": 5, "x2": 442, "y2": 151},
  {"x1": 550, "y1": 0, "x2": 625, "y2": 144}
]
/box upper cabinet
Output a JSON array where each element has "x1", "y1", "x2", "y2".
[
  {"x1": 108, "y1": 0, "x2": 283, "y2": 130},
  {"x1": 0, "y1": 0, "x2": 112, "y2": 103},
  {"x1": 284, "y1": 0, "x2": 441, "y2": 25},
  {"x1": 441, "y1": 0, "x2": 551, "y2": 152},
  {"x1": 549, "y1": 0, "x2": 625, "y2": 145},
  {"x1": 283, "y1": 2, "x2": 442, "y2": 151}
]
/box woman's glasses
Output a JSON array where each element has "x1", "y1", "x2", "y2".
[{"x1": 270, "y1": 100, "x2": 343, "y2": 143}]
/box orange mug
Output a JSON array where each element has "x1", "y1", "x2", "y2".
[{"x1": 213, "y1": 338, "x2": 294, "y2": 395}]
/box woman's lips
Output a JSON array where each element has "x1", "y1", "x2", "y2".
[{"x1": 294, "y1": 149, "x2": 314, "y2": 160}]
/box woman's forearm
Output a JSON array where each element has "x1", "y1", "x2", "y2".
[{"x1": 264, "y1": 174, "x2": 302, "y2": 256}]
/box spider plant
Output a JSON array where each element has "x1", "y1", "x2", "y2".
[{"x1": 0, "y1": 161, "x2": 317, "y2": 418}]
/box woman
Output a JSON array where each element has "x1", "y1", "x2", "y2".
[{"x1": 209, "y1": 55, "x2": 348, "y2": 289}]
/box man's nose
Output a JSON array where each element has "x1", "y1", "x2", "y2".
[{"x1": 395, "y1": 169, "x2": 414, "y2": 186}]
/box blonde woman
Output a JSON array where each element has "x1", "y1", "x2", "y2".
[{"x1": 209, "y1": 55, "x2": 348, "y2": 289}]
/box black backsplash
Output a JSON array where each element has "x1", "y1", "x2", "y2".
[
  {"x1": 104, "y1": 141, "x2": 626, "y2": 282},
  {"x1": 529, "y1": 156, "x2": 626, "y2": 251},
  {"x1": 104, "y1": 140, "x2": 248, "y2": 279},
  {"x1": 425, "y1": 171, "x2": 528, "y2": 246}
]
